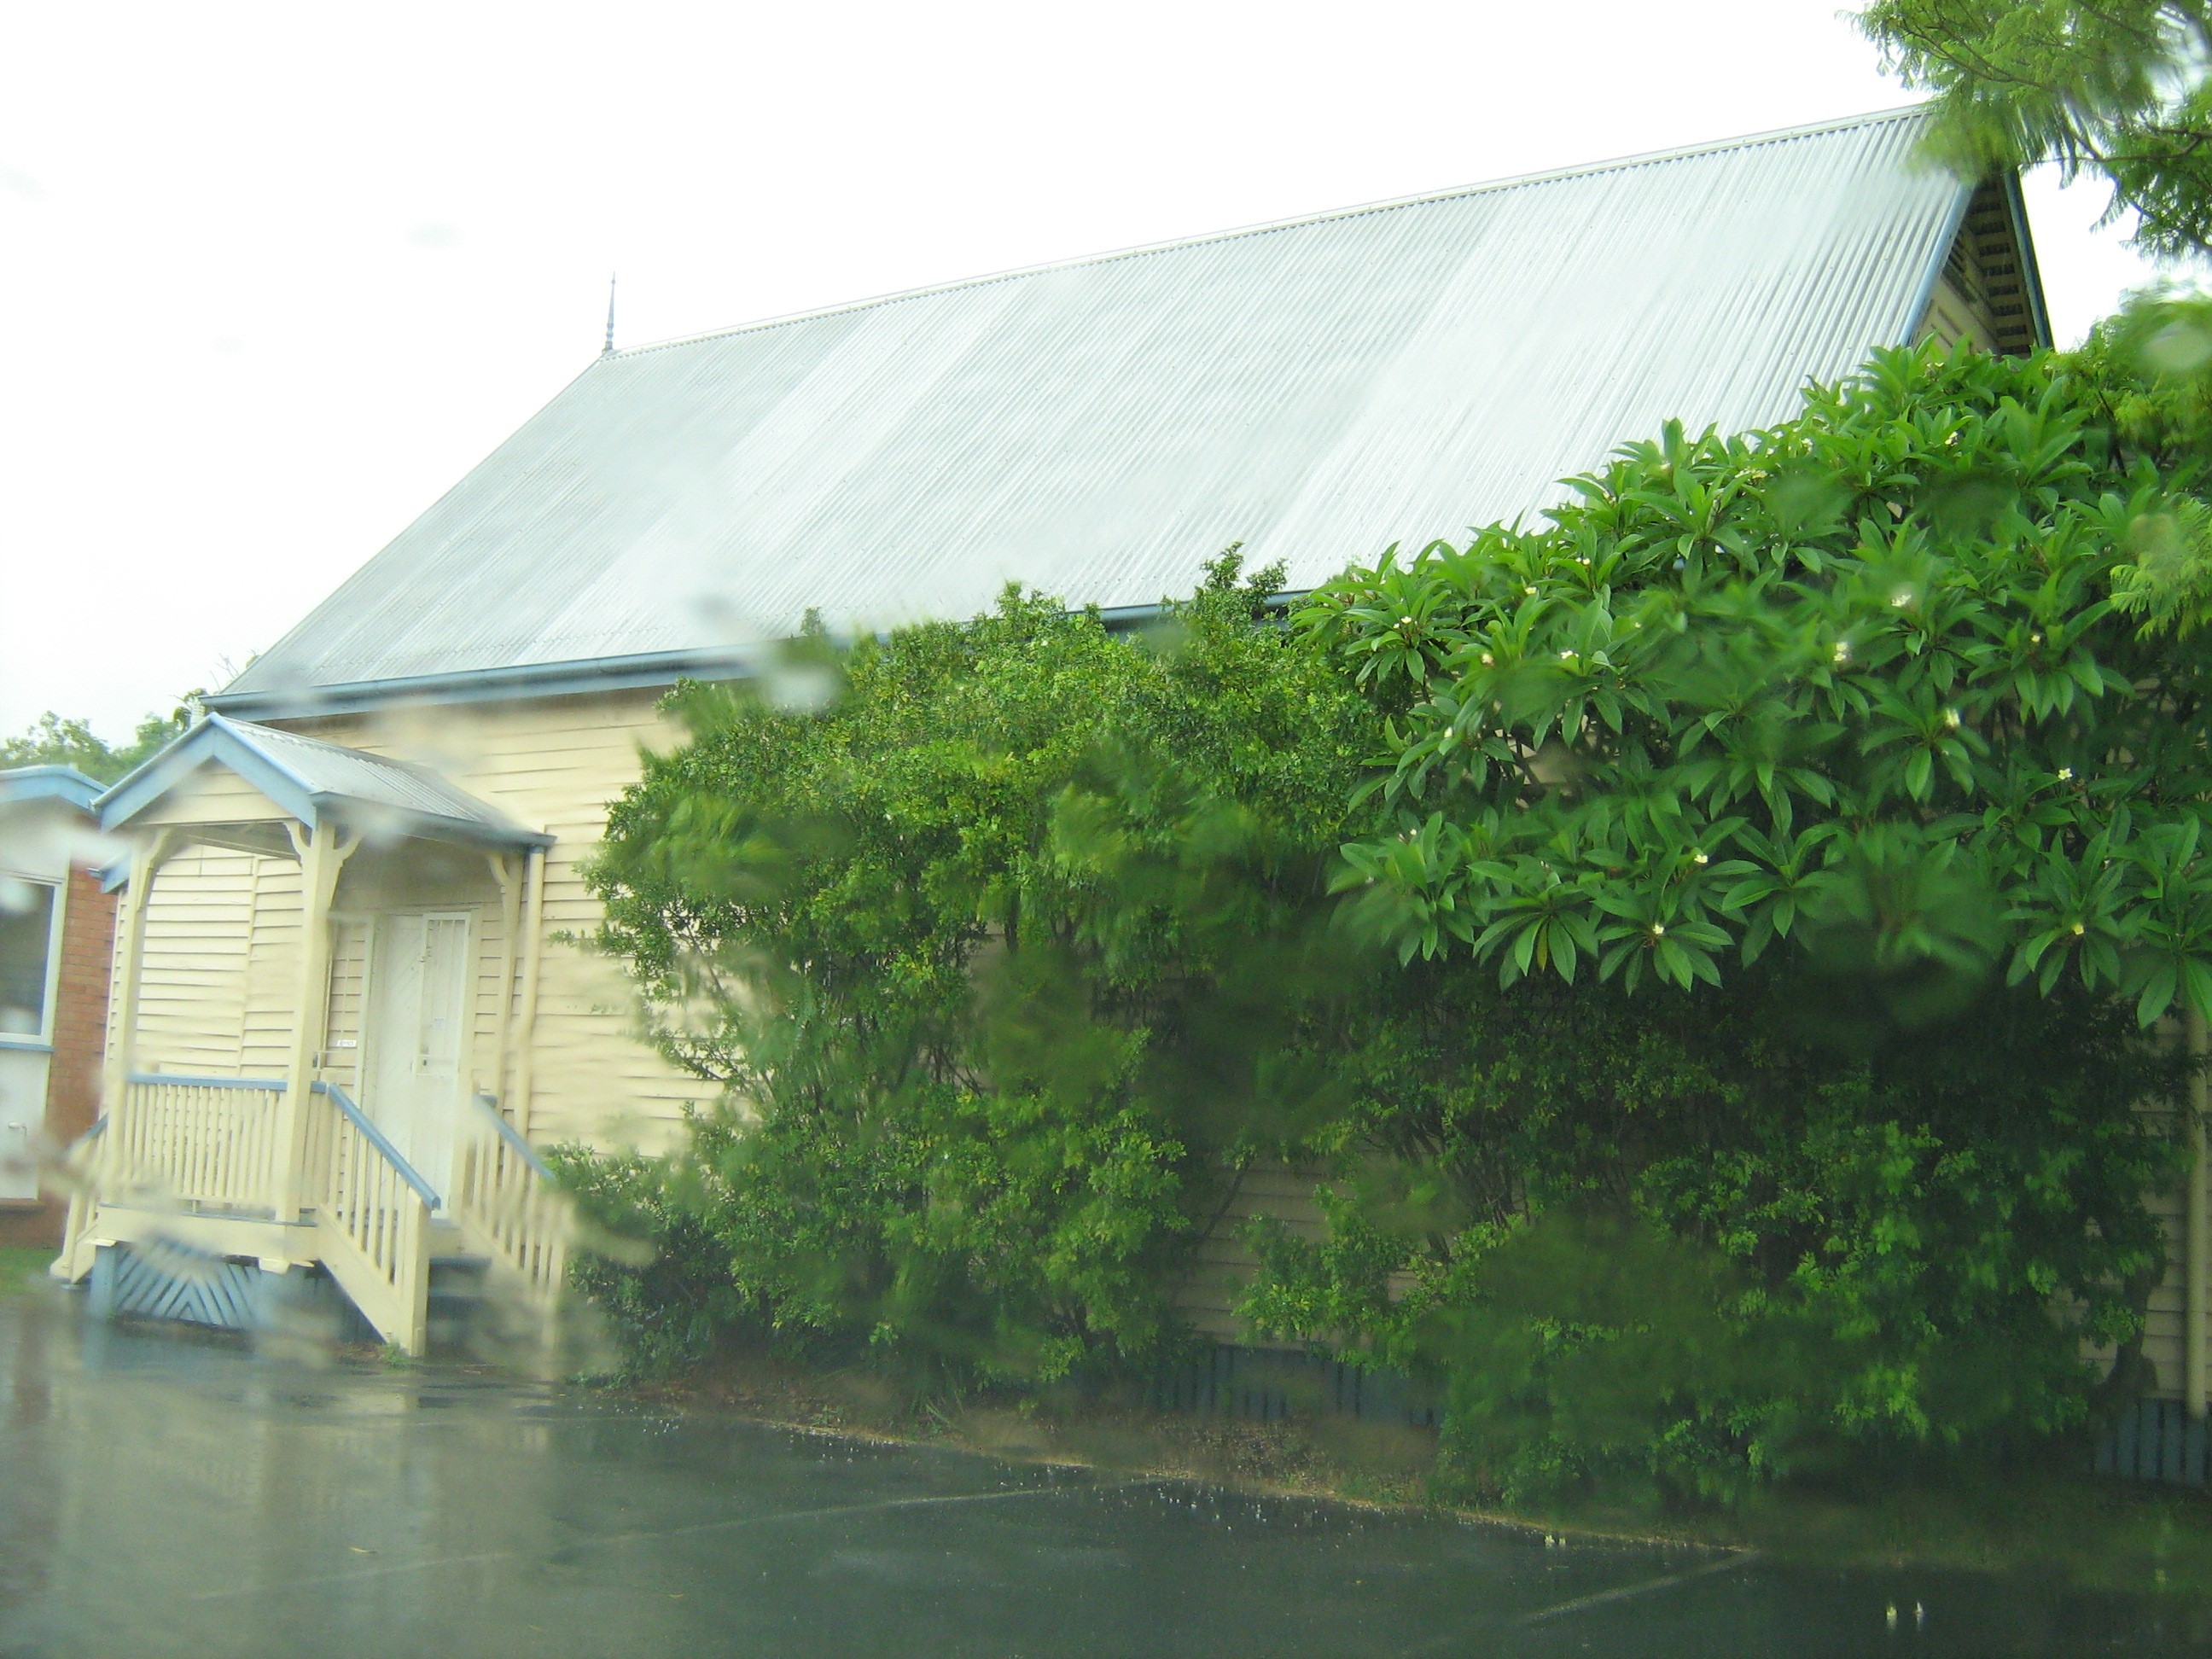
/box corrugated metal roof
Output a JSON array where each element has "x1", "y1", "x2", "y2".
[
  {"x1": 219, "y1": 108, "x2": 1973, "y2": 712},
  {"x1": 219, "y1": 719, "x2": 533, "y2": 834}
]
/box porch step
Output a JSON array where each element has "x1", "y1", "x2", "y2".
[{"x1": 425, "y1": 1253, "x2": 492, "y2": 1352}]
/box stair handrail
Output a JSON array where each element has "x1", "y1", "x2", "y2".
[
  {"x1": 310, "y1": 1080, "x2": 442, "y2": 1209},
  {"x1": 469, "y1": 1091, "x2": 554, "y2": 1180},
  {"x1": 125, "y1": 1072, "x2": 283, "y2": 1090},
  {"x1": 451, "y1": 1090, "x2": 569, "y2": 1340},
  {"x1": 49, "y1": 1115, "x2": 111, "y2": 1282},
  {"x1": 302, "y1": 1079, "x2": 435, "y2": 1353}
]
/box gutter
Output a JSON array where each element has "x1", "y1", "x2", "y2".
[{"x1": 202, "y1": 597, "x2": 1309, "y2": 721}]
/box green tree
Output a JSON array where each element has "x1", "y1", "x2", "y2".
[
  {"x1": 1237, "y1": 960, "x2": 2179, "y2": 1505},
  {"x1": 1276, "y1": 341, "x2": 2203, "y2": 1499},
  {"x1": 1858, "y1": 1, "x2": 2212, "y2": 258},
  {"x1": 575, "y1": 346, "x2": 2201, "y2": 1505},
  {"x1": 0, "y1": 704, "x2": 194, "y2": 784},
  {"x1": 580, "y1": 556, "x2": 1378, "y2": 1382},
  {"x1": 1304, "y1": 341, "x2": 2212, "y2": 1028}
]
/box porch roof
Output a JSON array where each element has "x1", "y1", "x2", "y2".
[
  {"x1": 96, "y1": 715, "x2": 553, "y2": 851},
  {"x1": 0, "y1": 765, "x2": 103, "y2": 812}
]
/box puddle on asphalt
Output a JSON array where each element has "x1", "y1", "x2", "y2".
[{"x1": 2, "y1": 1288, "x2": 2205, "y2": 1658}]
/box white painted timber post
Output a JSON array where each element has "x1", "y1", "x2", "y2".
[
  {"x1": 274, "y1": 824, "x2": 356, "y2": 1225},
  {"x1": 102, "y1": 829, "x2": 174, "y2": 1153},
  {"x1": 510, "y1": 845, "x2": 548, "y2": 1140},
  {"x1": 2188, "y1": 1004, "x2": 2209, "y2": 1419},
  {"x1": 485, "y1": 850, "x2": 523, "y2": 1114}
]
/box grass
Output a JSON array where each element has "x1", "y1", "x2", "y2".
[
  {"x1": 616, "y1": 1339, "x2": 2212, "y2": 1598},
  {"x1": 1526, "y1": 1458, "x2": 2212, "y2": 1597},
  {"x1": 0, "y1": 1246, "x2": 54, "y2": 1297}
]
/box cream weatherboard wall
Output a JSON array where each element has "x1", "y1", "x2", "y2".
[{"x1": 119, "y1": 689, "x2": 718, "y2": 1155}]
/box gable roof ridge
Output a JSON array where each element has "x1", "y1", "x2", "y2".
[{"x1": 605, "y1": 104, "x2": 1932, "y2": 363}]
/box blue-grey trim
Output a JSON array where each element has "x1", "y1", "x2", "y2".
[
  {"x1": 0, "y1": 1034, "x2": 55, "y2": 1055},
  {"x1": 471, "y1": 1092, "x2": 555, "y2": 1182},
  {"x1": 1903, "y1": 178, "x2": 1978, "y2": 349},
  {"x1": 322, "y1": 800, "x2": 552, "y2": 852},
  {"x1": 129, "y1": 1071, "x2": 285, "y2": 1091},
  {"x1": 314, "y1": 1080, "x2": 443, "y2": 1208},
  {"x1": 94, "y1": 714, "x2": 554, "y2": 851},
  {"x1": 202, "y1": 645, "x2": 777, "y2": 719},
  {"x1": 0, "y1": 765, "x2": 103, "y2": 812},
  {"x1": 198, "y1": 599, "x2": 1308, "y2": 720},
  {"x1": 96, "y1": 716, "x2": 323, "y2": 833},
  {"x1": 2000, "y1": 170, "x2": 2055, "y2": 350}
]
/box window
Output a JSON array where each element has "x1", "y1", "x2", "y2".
[{"x1": 0, "y1": 877, "x2": 59, "y2": 1039}]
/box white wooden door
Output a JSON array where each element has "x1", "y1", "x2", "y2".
[
  {"x1": 363, "y1": 912, "x2": 471, "y2": 1205},
  {"x1": 0, "y1": 875, "x2": 60, "y2": 1200},
  {"x1": 0, "y1": 1049, "x2": 45, "y2": 1202}
]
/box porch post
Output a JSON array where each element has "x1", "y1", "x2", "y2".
[
  {"x1": 273, "y1": 823, "x2": 358, "y2": 1224},
  {"x1": 2188, "y1": 1004, "x2": 2208, "y2": 1419},
  {"x1": 485, "y1": 851, "x2": 523, "y2": 1115},
  {"x1": 510, "y1": 846, "x2": 548, "y2": 1139},
  {"x1": 101, "y1": 829, "x2": 175, "y2": 1137}
]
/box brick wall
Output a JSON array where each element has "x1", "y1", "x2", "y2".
[{"x1": 0, "y1": 862, "x2": 115, "y2": 1250}]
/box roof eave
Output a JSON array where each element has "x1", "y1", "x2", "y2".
[
  {"x1": 94, "y1": 715, "x2": 553, "y2": 852},
  {"x1": 96, "y1": 717, "x2": 322, "y2": 835},
  {"x1": 2000, "y1": 169, "x2": 2056, "y2": 350},
  {"x1": 0, "y1": 765, "x2": 105, "y2": 812},
  {"x1": 205, "y1": 644, "x2": 776, "y2": 720},
  {"x1": 198, "y1": 598, "x2": 1306, "y2": 719},
  {"x1": 311, "y1": 795, "x2": 554, "y2": 851}
]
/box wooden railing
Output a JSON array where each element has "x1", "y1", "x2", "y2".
[
  {"x1": 451, "y1": 1092, "x2": 570, "y2": 1318},
  {"x1": 304, "y1": 1080, "x2": 435, "y2": 1354},
  {"x1": 49, "y1": 1074, "x2": 550, "y2": 1359},
  {"x1": 108, "y1": 1074, "x2": 286, "y2": 1213}
]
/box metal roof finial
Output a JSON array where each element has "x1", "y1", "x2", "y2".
[{"x1": 602, "y1": 273, "x2": 617, "y2": 356}]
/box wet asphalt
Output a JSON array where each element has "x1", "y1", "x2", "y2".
[{"x1": 0, "y1": 1284, "x2": 2203, "y2": 1658}]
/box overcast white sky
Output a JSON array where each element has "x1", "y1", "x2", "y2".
[{"x1": 0, "y1": 1, "x2": 2186, "y2": 739}]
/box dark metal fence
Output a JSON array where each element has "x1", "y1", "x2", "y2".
[
  {"x1": 1147, "y1": 1344, "x2": 1439, "y2": 1429},
  {"x1": 2096, "y1": 1397, "x2": 2209, "y2": 1488},
  {"x1": 1155, "y1": 1357, "x2": 2212, "y2": 1490}
]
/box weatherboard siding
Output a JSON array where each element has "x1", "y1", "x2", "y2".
[
  {"x1": 135, "y1": 765, "x2": 294, "y2": 827},
  {"x1": 282, "y1": 690, "x2": 716, "y2": 1149},
  {"x1": 114, "y1": 690, "x2": 712, "y2": 1151},
  {"x1": 1918, "y1": 275, "x2": 1996, "y2": 352},
  {"x1": 130, "y1": 847, "x2": 256, "y2": 1077},
  {"x1": 2142, "y1": 1150, "x2": 2195, "y2": 1399},
  {"x1": 1179, "y1": 1162, "x2": 1332, "y2": 1342}
]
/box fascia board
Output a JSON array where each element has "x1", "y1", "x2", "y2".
[
  {"x1": 2000, "y1": 170, "x2": 2055, "y2": 350},
  {"x1": 317, "y1": 795, "x2": 553, "y2": 851},
  {"x1": 0, "y1": 765, "x2": 102, "y2": 812},
  {"x1": 1902, "y1": 178, "x2": 1979, "y2": 347},
  {"x1": 95, "y1": 719, "x2": 321, "y2": 834},
  {"x1": 197, "y1": 599, "x2": 1307, "y2": 719}
]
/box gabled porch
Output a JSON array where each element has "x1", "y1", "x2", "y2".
[{"x1": 52, "y1": 715, "x2": 573, "y2": 1355}]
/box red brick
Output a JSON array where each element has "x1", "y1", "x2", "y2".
[{"x1": 1, "y1": 862, "x2": 116, "y2": 1249}]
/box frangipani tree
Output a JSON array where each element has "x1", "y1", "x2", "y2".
[{"x1": 1302, "y1": 343, "x2": 2212, "y2": 1026}]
